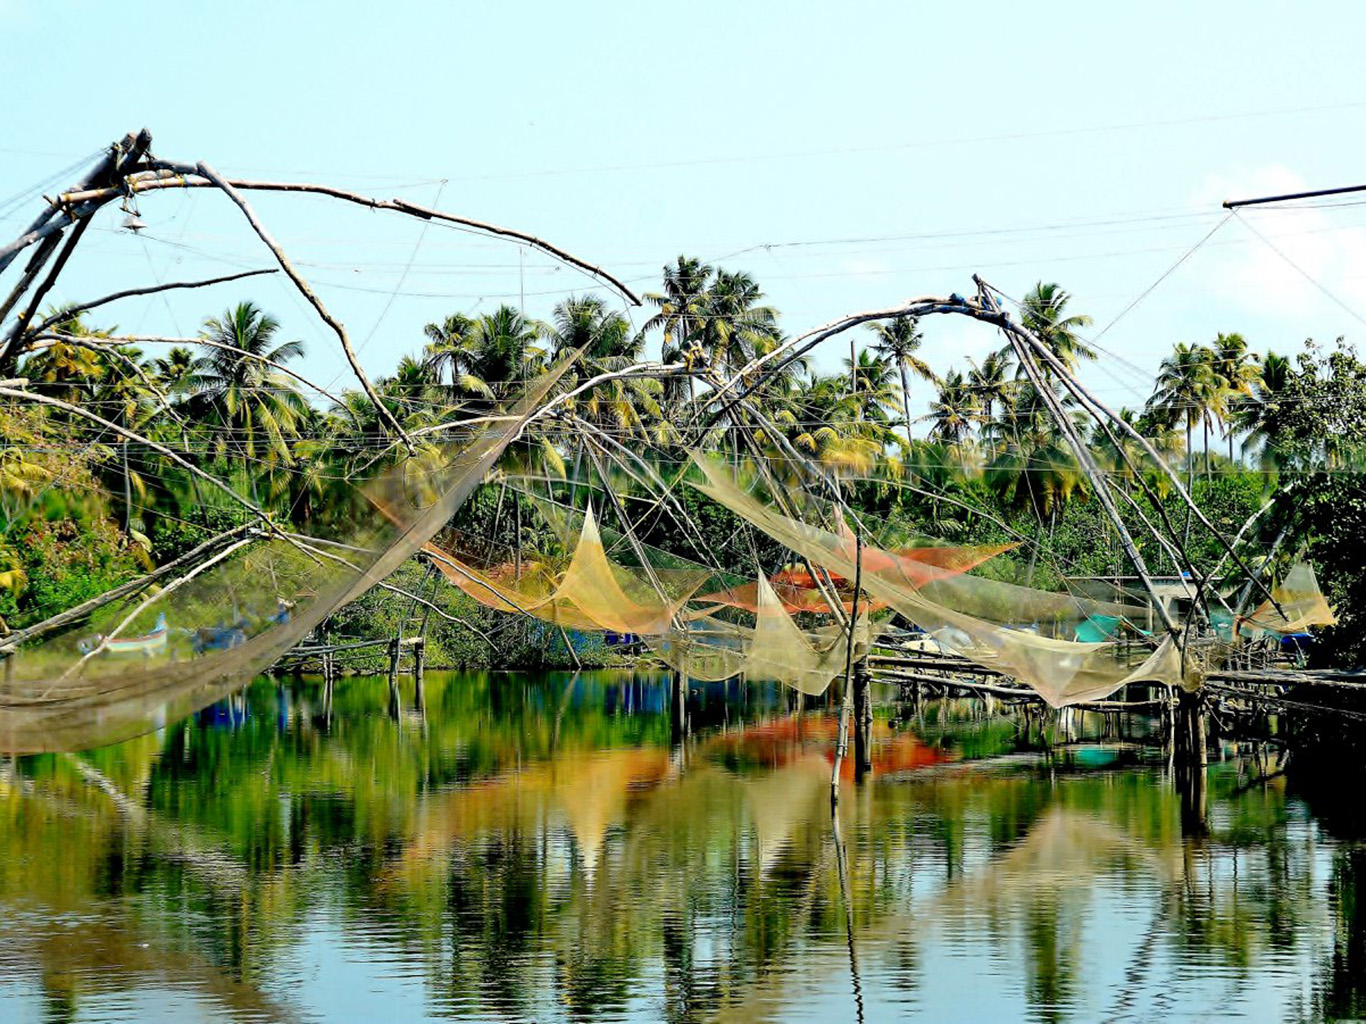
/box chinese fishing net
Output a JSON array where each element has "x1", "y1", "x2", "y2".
[
  {"x1": 1239, "y1": 561, "x2": 1338, "y2": 636},
  {"x1": 425, "y1": 504, "x2": 711, "y2": 635},
  {"x1": 686, "y1": 454, "x2": 1193, "y2": 706},
  {"x1": 0, "y1": 361, "x2": 578, "y2": 753}
]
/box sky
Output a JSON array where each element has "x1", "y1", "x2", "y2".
[{"x1": 3, "y1": 0, "x2": 1366, "y2": 422}]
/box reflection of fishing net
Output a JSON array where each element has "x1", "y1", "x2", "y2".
[
  {"x1": 0, "y1": 363, "x2": 576, "y2": 754},
  {"x1": 687, "y1": 455, "x2": 1193, "y2": 706}
]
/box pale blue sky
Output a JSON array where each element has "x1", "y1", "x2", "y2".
[{"x1": 3, "y1": 0, "x2": 1365, "y2": 419}]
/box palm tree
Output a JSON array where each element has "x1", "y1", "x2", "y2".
[
  {"x1": 1234, "y1": 350, "x2": 1292, "y2": 467},
  {"x1": 549, "y1": 295, "x2": 666, "y2": 443},
  {"x1": 967, "y1": 351, "x2": 1014, "y2": 454},
  {"x1": 151, "y1": 346, "x2": 204, "y2": 399},
  {"x1": 423, "y1": 312, "x2": 483, "y2": 393},
  {"x1": 922, "y1": 369, "x2": 980, "y2": 449},
  {"x1": 1017, "y1": 282, "x2": 1096, "y2": 373},
  {"x1": 642, "y1": 256, "x2": 714, "y2": 410},
  {"x1": 193, "y1": 302, "x2": 309, "y2": 467},
  {"x1": 1147, "y1": 342, "x2": 1220, "y2": 490},
  {"x1": 1210, "y1": 332, "x2": 1261, "y2": 463},
  {"x1": 778, "y1": 371, "x2": 883, "y2": 476},
  {"x1": 840, "y1": 349, "x2": 899, "y2": 425},
  {"x1": 421, "y1": 305, "x2": 546, "y2": 411},
  {"x1": 702, "y1": 269, "x2": 780, "y2": 376},
  {"x1": 870, "y1": 315, "x2": 938, "y2": 445},
  {"x1": 21, "y1": 308, "x2": 108, "y2": 402}
]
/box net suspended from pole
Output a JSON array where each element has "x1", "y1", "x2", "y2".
[
  {"x1": 1239, "y1": 561, "x2": 1338, "y2": 636},
  {"x1": 686, "y1": 454, "x2": 1192, "y2": 707},
  {"x1": 646, "y1": 576, "x2": 882, "y2": 696},
  {"x1": 0, "y1": 360, "x2": 580, "y2": 754},
  {"x1": 425, "y1": 505, "x2": 710, "y2": 636},
  {"x1": 691, "y1": 540, "x2": 1014, "y2": 617}
]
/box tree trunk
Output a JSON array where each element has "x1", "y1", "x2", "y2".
[
  {"x1": 1186, "y1": 423, "x2": 1194, "y2": 493},
  {"x1": 899, "y1": 361, "x2": 914, "y2": 447}
]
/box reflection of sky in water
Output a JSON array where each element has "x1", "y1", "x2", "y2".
[{"x1": 0, "y1": 670, "x2": 1349, "y2": 1022}]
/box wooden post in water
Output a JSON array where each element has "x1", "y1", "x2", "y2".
[
  {"x1": 853, "y1": 655, "x2": 872, "y2": 777},
  {"x1": 413, "y1": 637, "x2": 426, "y2": 701},
  {"x1": 1174, "y1": 686, "x2": 1209, "y2": 835},
  {"x1": 387, "y1": 637, "x2": 402, "y2": 720},
  {"x1": 671, "y1": 668, "x2": 688, "y2": 743}
]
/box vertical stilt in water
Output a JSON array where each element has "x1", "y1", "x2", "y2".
[
  {"x1": 671, "y1": 669, "x2": 688, "y2": 744},
  {"x1": 413, "y1": 638, "x2": 426, "y2": 718},
  {"x1": 413, "y1": 638, "x2": 426, "y2": 699},
  {"x1": 1174, "y1": 686, "x2": 1208, "y2": 836},
  {"x1": 387, "y1": 638, "x2": 402, "y2": 721},
  {"x1": 853, "y1": 657, "x2": 872, "y2": 778}
]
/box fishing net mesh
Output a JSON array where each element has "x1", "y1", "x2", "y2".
[
  {"x1": 687, "y1": 454, "x2": 1194, "y2": 706},
  {"x1": 0, "y1": 362, "x2": 578, "y2": 753}
]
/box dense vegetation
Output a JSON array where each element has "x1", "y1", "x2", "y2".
[{"x1": 3, "y1": 258, "x2": 1364, "y2": 665}]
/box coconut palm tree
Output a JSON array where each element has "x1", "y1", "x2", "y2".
[
  {"x1": 549, "y1": 295, "x2": 667, "y2": 443},
  {"x1": 967, "y1": 351, "x2": 1014, "y2": 455},
  {"x1": 151, "y1": 346, "x2": 204, "y2": 400},
  {"x1": 1017, "y1": 282, "x2": 1096, "y2": 373},
  {"x1": 1210, "y1": 332, "x2": 1261, "y2": 463},
  {"x1": 840, "y1": 349, "x2": 899, "y2": 425},
  {"x1": 702, "y1": 269, "x2": 780, "y2": 376},
  {"x1": 922, "y1": 369, "x2": 979, "y2": 449},
  {"x1": 21, "y1": 308, "x2": 108, "y2": 402},
  {"x1": 193, "y1": 302, "x2": 309, "y2": 467},
  {"x1": 642, "y1": 255, "x2": 714, "y2": 410},
  {"x1": 870, "y1": 315, "x2": 938, "y2": 445},
  {"x1": 1146, "y1": 342, "x2": 1219, "y2": 490},
  {"x1": 778, "y1": 371, "x2": 884, "y2": 476},
  {"x1": 1234, "y1": 350, "x2": 1292, "y2": 467},
  {"x1": 422, "y1": 313, "x2": 480, "y2": 393},
  {"x1": 421, "y1": 305, "x2": 547, "y2": 411}
]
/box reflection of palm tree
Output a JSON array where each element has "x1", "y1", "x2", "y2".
[{"x1": 870, "y1": 315, "x2": 937, "y2": 445}]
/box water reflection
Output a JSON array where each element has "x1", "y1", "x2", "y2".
[{"x1": 0, "y1": 670, "x2": 1357, "y2": 1022}]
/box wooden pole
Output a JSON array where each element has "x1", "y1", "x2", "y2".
[
  {"x1": 853, "y1": 655, "x2": 872, "y2": 777},
  {"x1": 387, "y1": 637, "x2": 402, "y2": 719},
  {"x1": 413, "y1": 637, "x2": 426, "y2": 701},
  {"x1": 831, "y1": 531, "x2": 864, "y2": 805}
]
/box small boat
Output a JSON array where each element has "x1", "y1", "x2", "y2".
[{"x1": 79, "y1": 613, "x2": 168, "y2": 656}]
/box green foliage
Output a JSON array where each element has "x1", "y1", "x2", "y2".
[{"x1": 8, "y1": 517, "x2": 143, "y2": 627}]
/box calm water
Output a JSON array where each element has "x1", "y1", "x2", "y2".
[{"x1": 0, "y1": 670, "x2": 1362, "y2": 1023}]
